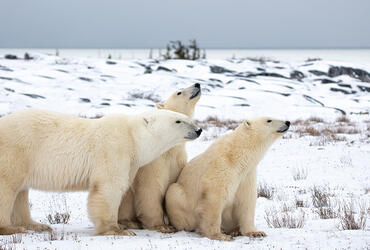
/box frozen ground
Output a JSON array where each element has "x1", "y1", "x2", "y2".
[{"x1": 0, "y1": 53, "x2": 369, "y2": 249}]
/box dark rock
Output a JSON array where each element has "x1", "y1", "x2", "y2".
[
  {"x1": 275, "y1": 66, "x2": 285, "y2": 69},
  {"x1": 22, "y1": 93, "x2": 45, "y2": 99},
  {"x1": 358, "y1": 85, "x2": 370, "y2": 92},
  {"x1": 207, "y1": 83, "x2": 223, "y2": 88},
  {"x1": 303, "y1": 95, "x2": 324, "y2": 106},
  {"x1": 210, "y1": 65, "x2": 233, "y2": 74},
  {"x1": 319, "y1": 79, "x2": 337, "y2": 84},
  {"x1": 144, "y1": 66, "x2": 152, "y2": 74},
  {"x1": 328, "y1": 66, "x2": 370, "y2": 82},
  {"x1": 309, "y1": 70, "x2": 327, "y2": 76},
  {"x1": 100, "y1": 75, "x2": 115, "y2": 78},
  {"x1": 55, "y1": 69, "x2": 69, "y2": 73},
  {"x1": 106, "y1": 61, "x2": 117, "y2": 65},
  {"x1": 4, "y1": 54, "x2": 17, "y2": 60},
  {"x1": 38, "y1": 75, "x2": 54, "y2": 79},
  {"x1": 256, "y1": 67, "x2": 265, "y2": 71},
  {"x1": 100, "y1": 102, "x2": 110, "y2": 106},
  {"x1": 238, "y1": 87, "x2": 246, "y2": 89},
  {"x1": 4, "y1": 88, "x2": 14, "y2": 92},
  {"x1": 263, "y1": 90, "x2": 291, "y2": 97},
  {"x1": 236, "y1": 78, "x2": 260, "y2": 85},
  {"x1": 234, "y1": 103, "x2": 250, "y2": 107},
  {"x1": 118, "y1": 103, "x2": 132, "y2": 107},
  {"x1": 301, "y1": 63, "x2": 314, "y2": 67},
  {"x1": 157, "y1": 66, "x2": 176, "y2": 72},
  {"x1": 338, "y1": 83, "x2": 352, "y2": 89},
  {"x1": 79, "y1": 98, "x2": 91, "y2": 103},
  {"x1": 248, "y1": 72, "x2": 288, "y2": 79},
  {"x1": 187, "y1": 65, "x2": 194, "y2": 68},
  {"x1": 0, "y1": 65, "x2": 13, "y2": 71},
  {"x1": 290, "y1": 70, "x2": 305, "y2": 81},
  {"x1": 0, "y1": 76, "x2": 13, "y2": 81},
  {"x1": 209, "y1": 78, "x2": 223, "y2": 83},
  {"x1": 221, "y1": 95, "x2": 246, "y2": 100},
  {"x1": 330, "y1": 88, "x2": 352, "y2": 95},
  {"x1": 79, "y1": 77, "x2": 93, "y2": 82}
]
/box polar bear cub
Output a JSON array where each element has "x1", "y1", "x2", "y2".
[
  {"x1": 0, "y1": 109, "x2": 202, "y2": 235},
  {"x1": 165, "y1": 117, "x2": 290, "y2": 240},
  {"x1": 118, "y1": 83, "x2": 201, "y2": 233}
]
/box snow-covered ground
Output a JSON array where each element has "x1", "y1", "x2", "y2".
[{"x1": 0, "y1": 52, "x2": 369, "y2": 249}]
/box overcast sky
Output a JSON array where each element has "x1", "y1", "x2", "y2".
[{"x1": 0, "y1": 0, "x2": 369, "y2": 49}]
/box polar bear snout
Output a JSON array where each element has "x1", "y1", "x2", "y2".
[
  {"x1": 277, "y1": 121, "x2": 290, "y2": 133},
  {"x1": 185, "y1": 126, "x2": 203, "y2": 140},
  {"x1": 189, "y1": 83, "x2": 201, "y2": 100}
]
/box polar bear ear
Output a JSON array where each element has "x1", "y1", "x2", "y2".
[
  {"x1": 156, "y1": 103, "x2": 165, "y2": 109},
  {"x1": 242, "y1": 120, "x2": 251, "y2": 128}
]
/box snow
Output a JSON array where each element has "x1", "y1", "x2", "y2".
[{"x1": 0, "y1": 52, "x2": 369, "y2": 249}]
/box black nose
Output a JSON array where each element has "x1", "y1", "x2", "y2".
[
  {"x1": 196, "y1": 128, "x2": 202, "y2": 136},
  {"x1": 194, "y1": 83, "x2": 200, "y2": 89},
  {"x1": 285, "y1": 121, "x2": 290, "y2": 127}
]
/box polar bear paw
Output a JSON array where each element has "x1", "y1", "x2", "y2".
[
  {"x1": 25, "y1": 222, "x2": 52, "y2": 233},
  {"x1": 206, "y1": 233, "x2": 233, "y2": 241},
  {"x1": 152, "y1": 224, "x2": 177, "y2": 233},
  {"x1": 242, "y1": 231, "x2": 267, "y2": 238},
  {"x1": 101, "y1": 228, "x2": 136, "y2": 236}
]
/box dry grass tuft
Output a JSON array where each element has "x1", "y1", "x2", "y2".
[
  {"x1": 311, "y1": 186, "x2": 331, "y2": 208},
  {"x1": 317, "y1": 206, "x2": 339, "y2": 219},
  {"x1": 257, "y1": 183, "x2": 275, "y2": 199},
  {"x1": 0, "y1": 234, "x2": 22, "y2": 250},
  {"x1": 44, "y1": 231, "x2": 66, "y2": 241},
  {"x1": 47, "y1": 194, "x2": 71, "y2": 225},
  {"x1": 336, "y1": 116, "x2": 351, "y2": 123},
  {"x1": 338, "y1": 201, "x2": 367, "y2": 230},
  {"x1": 311, "y1": 186, "x2": 340, "y2": 219},
  {"x1": 195, "y1": 116, "x2": 240, "y2": 130},
  {"x1": 292, "y1": 167, "x2": 308, "y2": 181},
  {"x1": 296, "y1": 126, "x2": 321, "y2": 137},
  {"x1": 47, "y1": 212, "x2": 71, "y2": 225},
  {"x1": 265, "y1": 203, "x2": 306, "y2": 228}
]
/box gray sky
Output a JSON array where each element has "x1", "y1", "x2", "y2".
[{"x1": 0, "y1": 0, "x2": 369, "y2": 49}]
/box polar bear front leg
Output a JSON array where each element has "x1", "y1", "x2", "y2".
[
  {"x1": 198, "y1": 191, "x2": 232, "y2": 241},
  {"x1": 88, "y1": 164, "x2": 135, "y2": 236},
  {"x1": 234, "y1": 169, "x2": 266, "y2": 238},
  {"x1": 118, "y1": 189, "x2": 142, "y2": 230},
  {"x1": 11, "y1": 190, "x2": 52, "y2": 233}
]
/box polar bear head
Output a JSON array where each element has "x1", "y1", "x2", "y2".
[
  {"x1": 141, "y1": 109, "x2": 202, "y2": 142},
  {"x1": 156, "y1": 83, "x2": 201, "y2": 118},
  {"x1": 137, "y1": 109, "x2": 202, "y2": 166},
  {"x1": 241, "y1": 117, "x2": 290, "y2": 145}
]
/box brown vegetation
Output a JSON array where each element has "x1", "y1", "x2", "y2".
[{"x1": 195, "y1": 116, "x2": 240, "y2": 130}]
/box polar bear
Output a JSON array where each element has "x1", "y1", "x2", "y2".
[
  {"x1": 165, "y1": 117, "x2": 290, "y2": 240},
  {"x1": 0, "y1": 109, "x2": 202, "y2": 235},
  {"x1": 118, "y1": 83, "x2": 201, "y2": 233}
]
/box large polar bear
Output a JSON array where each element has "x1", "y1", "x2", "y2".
[
  {"x1": 165, "y1": 117, "x2": 290, "y2": 240},
  {"x1": 0, "y1": 109, "x2": 202, "y2": 236},
  {"x1": 118, "y1": 83, "x2": 201, "y2": 233}
]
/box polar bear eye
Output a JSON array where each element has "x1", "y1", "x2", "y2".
[
  {"x1": 177, "y1": 92, "x2": 182, "y2": 96},
  {"x1": 175, "y1": 120, "x2": 181, "y2": 124},
  {"x1": 267, "y1": 120, "x2": 272, "y2": 123}
]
